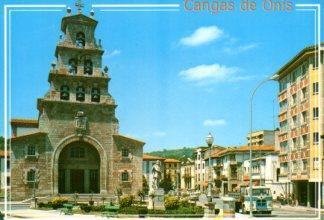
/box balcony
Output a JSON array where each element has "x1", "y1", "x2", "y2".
[
  {"x1": 278, "y1": 90, "x2": 287, "y2": 102},
  {"x1": 300, "y1": 76, "x2": 309, "y2": 89},
  {"x1": 278, "y1": 113, "x2": 287, "y2": 122},
  {"x1": 300, "y1": 101, "x2": 309, "y2": 112},
  {"x1": 290, "y1": 83, "x2": 298, "y2": 95},
  {"x1": 278, "y1": 133, "x2": 288, "y2": 142},
  {"x1": 290, "y1": 128, "x2": 298, "y2": 138},
  {"x1": 300, "y1": 124, "x2": 308, "y2": 135},
  {"x1": 290, "y1": 106, "x2": 298, "y2": 117}
]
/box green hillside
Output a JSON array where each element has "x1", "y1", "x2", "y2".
[{"x1": 147, "y1": 147, "x2": 200, "y2": 161}]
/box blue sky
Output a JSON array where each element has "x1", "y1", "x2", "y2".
[{"x1": 0, "y1": 0, "x2": 323, "y2": 152}]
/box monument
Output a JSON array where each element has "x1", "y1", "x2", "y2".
[{"x1": 148, "y1": 160, "x2": 165, "y2": 210}]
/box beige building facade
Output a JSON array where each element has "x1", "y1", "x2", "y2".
[
  {"x1": 274, "y1": 44, "x2": 324, "y2": 207},
  {"x1": 247, "y1": 130, "x2": 276, "y2": 146}
]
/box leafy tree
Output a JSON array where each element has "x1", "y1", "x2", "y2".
[
  {"x1": 142, "y1": 175, "x2": 149, "y2": 195},
  {"x1": 159, "y1": 174, "x2": 173, "y2": 194},
  {"x1": 137, "y1": 190, "x2": 145, "y2": 202},
  {"x1": 0, "y1": 137, "x2": 4, "y2": 151}
]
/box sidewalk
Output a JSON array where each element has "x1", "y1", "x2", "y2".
[
  {"x1": 274, "y1": 203, "x2": 323, "y2": 212},
  {"x1": 6, "y1": 209, "x2": 106, "y2": 219}
]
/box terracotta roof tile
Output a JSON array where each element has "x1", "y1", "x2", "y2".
[
  {"x1": 11, "y1": 118, "x2": 38, "y2": 126},
  {"x1": 143, "y1": 154, "x2": 165, "y2": 161},
  {"x1": 164, "y1": 158, "x2": 180, "y2": 163},
  {"x1": 210, "y1": 145, "x2": 275, "y2": 158}
]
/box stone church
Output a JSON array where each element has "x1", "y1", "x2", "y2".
[{"x1": 10, "y1": 6, "x2": 144, "y2": 200}]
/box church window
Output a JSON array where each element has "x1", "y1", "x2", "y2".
[
  {"x1": 27, "y1": 169, "x2": 36, "y2": 182},
  {"x1": 68, "y1": 59, "x2": 77, "y2": 75},
  {"x1": 121, "y1": 171, "x2": 129, "y2": 181},
  {"x1": 76, "y1": 32, "x2": 85, "y2": 48},
  {"x1": 91, "y1": 87, "x2": 100, "y2": 102},
  {"x1": 76, "y1": 86, "x2": 85, "y2": 102},
  {"x1": 27, "y1": 146, "x2": 36, "y2": 156},
  {"x1": 122, "y1": 148, "x2": 129, "y2": 157},
  {"x1": 70, "y1": 146, "x2": 85, "y2": 158},
  {"x1": 84, "y1": 60, "x2": 93, "y2": 75},
  {"x1": 60, "y1": 85, "x2": 70, "y2": 100}
]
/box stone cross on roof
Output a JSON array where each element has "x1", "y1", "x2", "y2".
[{"x1": 75, "y1": 0, "x2": 84, "y2": 14}]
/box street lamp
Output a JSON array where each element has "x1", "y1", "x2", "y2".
[
  {"x1": 206, "y1": 132, "x2": 214, "y2": 203},
  {"x1": 249, "y1": 74, "x2": 278, "y2": 217}
]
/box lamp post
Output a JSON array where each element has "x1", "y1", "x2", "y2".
[
  {"x1": 249, "y1": 74, "x2": 277, "y2": 217},
  {"x1": 206, "y1": 133, "x2": 214, "y2": 203}
]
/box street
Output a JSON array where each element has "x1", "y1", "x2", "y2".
[{"x1": 2, "y1": 206, "x2": 324, "y2": 219}]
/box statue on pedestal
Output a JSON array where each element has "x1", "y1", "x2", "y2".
[{"x1": 148, "y1": 160, "x2": 165, "y2": 210}]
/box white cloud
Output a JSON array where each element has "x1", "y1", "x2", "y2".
[
  {"x1": 106, "y1": 49, "x2": 121, "y2": 58},
  {"x1": 152, "y1": 131, "x2": 167, "y2": 137},
  {"x1": 223, "y1": 43, "x2": 258, "y2": 55},
  {"x1": 203, "y1": 119, "x2": 226, "y2": 127},
  {"x1": 180, "y1": 26, "x2": 223, "y2": 47},
  {"x1": 179, "y1": 63, "x2": 242, "y2": 85}
]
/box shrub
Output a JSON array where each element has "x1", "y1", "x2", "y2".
[
  {"x1": 118, "y1": 206, "x2": 148, "y2": 215},
  {"x1": 179, "y1": 199, "x2": 190, "y2": 207},
  {"x1": 91, "y1": 205, "x2": 105, "y2": 212},
  {"x1": 119, "y1": 195, "x2": 134, "y2": 208},
  {"x1": 165, "y1": 196, "x2": 179, "y2": 210},
  {"x1": 147, "y1": 209, "x2": 165, "y2": 215},
  {"x1": 79, "y1": 204, "x2": 92, "y2": 213},
  {"x1": 48, "y1": 197, "x2": 69, "y2": 209}
]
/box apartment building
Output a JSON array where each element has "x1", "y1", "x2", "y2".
[
  {"x1": 194, "y1": 147, "x2": 208, "y2": 191},
  {"x1": 164, "y1": 158, "x2": 181, "y2": 190},
  {"x1": 247, "y1": 130, "x2": 276, "y2": 146},
  {"x1": 180, "y1": 158, "x2": 195, "y2": 191},
  {"x1": 242, "y1": 152, "x2": 284, "y2": 199},
  {"x1": 209, "y1": 146, "x2": 275, "y2": 196},
  {"x1": 274, "y1": 44, "x2": 324, "y2": 207}
]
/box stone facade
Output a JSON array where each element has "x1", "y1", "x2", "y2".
[{"x1": 10, "y1": 9, "x2": 144, "y2": 200}]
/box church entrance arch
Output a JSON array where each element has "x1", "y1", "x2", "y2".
[{"x1": 58, "y1": 141, "x2": 100, "y2": 193}]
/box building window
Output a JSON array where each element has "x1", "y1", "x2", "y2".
[
  {"x1": 302, "y1": 160, "x2": 307, "y2": 172},
  {"x1": 27, "y1": 145, "x2": 36, "y2": 156},
  {"x1": 122, "y1": 171, "x2": 129, "y2": 181},
  {"x1": 313, "y1": 158, "x2": 319, "y2": 170},
  {"x1": 302, "y1": 111, "x2": 308, "y2": 124},
  {"x1": 146, "y1": 162, "x2": 149, "y2": 174},
  {"x1": 70, "y1": 146, "x2": 85, "y2": 158},
  {"x1": 302, "y1": 88, "x2": 308, "y2": 100},
  {"x1": 122, "y1": 148, "x2": 129, "y2": 157},
  {"x1": 302, "y1": 135, "x2": 308, "y2": 147},
  {"x1": 84, "y1": 60, "x2": 93, "y2": 75},
  {"x1": 27, "y1": 169, "x2": 36, "y2": 182},
  {"x1": 313, "y1": 132, "x2": 319, "y2": 145},
  {"x1": 76, "y1": 32, "x2": 85, "y2": 48},
  {"x1": 313, "y1": 82, "x2": 319, "y2": 95},
  {"x1": 91, "y1": 88, "x2": 100, "y2": 102},
  {"x1": 68, "y1": 59, "x2": 77, "y2": 75},
  {"x1": 292, "y1": 94, "x2": 297, "y2": 105},
  {"x1": 76, "y1": 86, "x2": 85, "y2": 102},
  {"x1": 60, "y1": 85, "x2": 70, "y2": 100},
  {"x1": 313, "y1": 107, "x2": 319, "y2": 120}
]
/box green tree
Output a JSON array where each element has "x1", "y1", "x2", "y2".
[
  {"x1": 159, "y1": 174, "x2": 173, "y2": 194},
  {"x1": 143, "y1": 176, "x2": 149, "y2": 195},
  {"x1": 0, "y1": 137, "x2": 4, "y2": 151}
]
